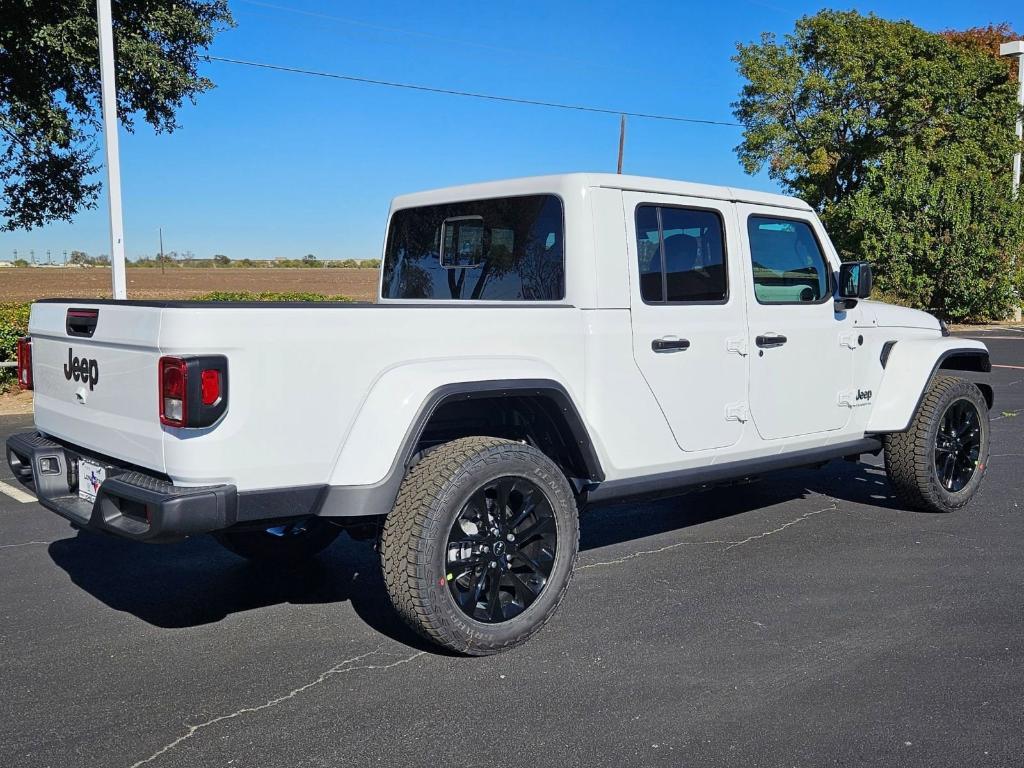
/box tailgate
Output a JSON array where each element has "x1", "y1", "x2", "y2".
[{"x1": 28, "y1": 301, "x2": 166, "y2": 472}]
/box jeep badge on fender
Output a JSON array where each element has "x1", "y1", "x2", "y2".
[{"x1": 64, "y1": 348, "x2": 99, "y2": 391}]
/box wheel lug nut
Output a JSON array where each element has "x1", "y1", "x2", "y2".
[
  {"x1": 489, "y1": 560, "x2": 497, "y2": 569},
  {"x1": 506, "y1": 533, "x2": 514, "y2": 542}
]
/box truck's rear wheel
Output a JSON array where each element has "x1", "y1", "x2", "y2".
[
  {"x1": 213, "y1": 518, "x2": 340, "y2": 563},
  {"x1": 883, "y1": 375, "x2": 989, "y2": 513},
  {"x1": 380, "y1": 437, "x2": 579, "y2": 655}
]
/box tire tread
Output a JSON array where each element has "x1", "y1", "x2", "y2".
[
  {"x1": 380, "y1": 436, "x2": 578, "y2": 655},
  {"x1": 883, "y1": 375, "x2": 988, "y2": 513}
]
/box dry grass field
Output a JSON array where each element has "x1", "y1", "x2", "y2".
[{"x1": 0, "y1": 267, "x2": 379, "y2": 302}]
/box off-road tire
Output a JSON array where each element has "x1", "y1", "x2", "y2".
[
  {"x1": 380, "y1": 436, "x2": 579, "y2": 655},
  {"x1": 213, "y1": 517, "x2": 341, "y2": 563},
  {"x1": 883, "y1": 375, "x2": 989, "y2": 513}
]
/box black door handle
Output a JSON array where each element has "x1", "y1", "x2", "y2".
[
  {"x1": 755, "y1": 334, "x2": 788, "y2": 348},
  {"x1": 652, "y1": 338, "x2": 691, "y2": 353}
]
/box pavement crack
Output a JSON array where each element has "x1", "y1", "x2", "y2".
[
  {"x1": 127, "y1": 647, "x2": 425, "y2": 768},
  {"x1": 0, "y1": 540, "x2": 49, "y2": 549},
  {"x1": 723, "y1": 504, "x2": 838, "y2": 550},
  {"x1": 577, "y1": 502, "x2": 842, "y2": 569},
  {"x1": 576, "y1": 538, "x2": 737, "y2": 570}
]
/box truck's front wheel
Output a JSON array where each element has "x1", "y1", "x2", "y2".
[
  {"x1": 883, "y1": 375, "x2": 990, "y2": 513},
  {"x1": 380, "y1": 437, "x2": 579, "y2": 655}
]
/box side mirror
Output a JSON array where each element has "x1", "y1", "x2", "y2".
[{"x1": 838, "y1": 261, "x2": 873, "y2": 300}]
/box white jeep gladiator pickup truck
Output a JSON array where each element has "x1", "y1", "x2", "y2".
[{"x1": 7, "y1": 173, "x2": 992, "y2": 654}]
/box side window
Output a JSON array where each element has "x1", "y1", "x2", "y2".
[
  {"x1": 747, "y1": 216, "x2": 831, "y2": 304},
  {"x1": 635, "y1": 205, "x2": 728, "y2": 303}
]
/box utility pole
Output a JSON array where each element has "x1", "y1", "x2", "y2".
[
  {"x1": 96, "y1": 0, "x2": 128, "y2": 298},
  {"x1": 29, "y1": 249, "x2": 35, "y2": 264},
  {"x1": 617, "y1": 114, "x2": 626, "y2": 174},
  {"x1": 1001, "y1": 41, "x2": 1024, "y2": 199},
  {"x1": 46, "y1": 249, "x2": 52, "y2": 265},
  {"x1": 159, "y1": 227, "x2": 165, "y2": 275}
]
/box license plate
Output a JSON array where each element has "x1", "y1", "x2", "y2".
[{"x1": 78, "y1": 459, "x2": 106, "y2": 503}]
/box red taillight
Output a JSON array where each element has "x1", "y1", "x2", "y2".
[
  {"x1": 16, "y1": 337, "x2": 32, "y2": 390},
  {"x1": 159, "y1": 357, "x2": 188, "y2": 427},
  {"x1": 200, "y1": 369, "x2": 221, "y2": 406},
  {"x1": 158, "y1": 355, "x2": 228, "y2": 428}
]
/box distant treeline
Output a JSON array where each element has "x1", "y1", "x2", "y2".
[
  {"x1": 12, "y1": 251, "x2": 381, "y2": 269},
  {"x1": 132, "y1": 255, "x2": 382, "y2": 269}
]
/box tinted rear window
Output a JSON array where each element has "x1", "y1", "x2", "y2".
[{"x1": 381, "y1": 195, "x2": 564, "y2": 301}]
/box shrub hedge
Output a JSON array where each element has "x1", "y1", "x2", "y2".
[
  {"x1": 0, "y1": 302, "x2": 30, "y2": 391},
  {"x1": 194, "y1": 291, "x2": 353, "y2": 302}
]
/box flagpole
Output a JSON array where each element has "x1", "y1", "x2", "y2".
[{"x1": 96, "y1": 0, "x2": 128, "y2": 299}]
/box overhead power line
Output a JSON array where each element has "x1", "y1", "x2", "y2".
[{"x1": 202, "y1": 55, "x2": 742, "y2": 128}]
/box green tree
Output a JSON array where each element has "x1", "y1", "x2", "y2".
[
  {"x1": 0, "y1": 1, "x2": 233, "y2": 231},
  {"x1": 734, "y1": 11, "x2": 1023, "y2": 320},
  {"x1": 212, "y1": 254, "x2": 230, "y2": 266}
]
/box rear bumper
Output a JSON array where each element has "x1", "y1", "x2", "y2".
[{"x1": 5, "y1": 431, "x2": 237, "y2": 543}]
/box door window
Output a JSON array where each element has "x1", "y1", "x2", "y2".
[
  {"x1": 747, "y1": 216, "x2": 831, "y2": 304},
  {"x1": 635, "y1": 205, "x2": 727, "y2": 303}
]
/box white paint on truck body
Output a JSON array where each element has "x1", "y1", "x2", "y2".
[{"x1": 27, "y1": 173, "x2": 988, "y2": 496}]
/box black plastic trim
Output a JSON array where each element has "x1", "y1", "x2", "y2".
[
  {"x1": 880, "y1": 340, "x2": 897, "y2": 368},
  {"x1": 584, "y1": 438, "x2": 882, "y2": 505},
  {"x1": 319, "y1": 379, "x2": 604, "y2": 518},
  {"x1": 6, "y1": 431, "x2": 236, "y2": 543},
  {"x1": 5, "y1": 431, "x2": 332, "y2": 541},
  {"x1": 181, "y1": 355, "x2": 229, "y2": 428},
  {"x1": 236, "y1": 485, "x2": 326, "y2": 523},
  {"x1": 65, "y1": 308, "x2": 99, "y2": 337}
]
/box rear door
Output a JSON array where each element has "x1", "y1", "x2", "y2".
[
  {"x1": 625, "y1": 193, "x2": 748, "y2": 452},
  {"x1": 737, "y1": 206, "x2": 854, "y2": 439},
  {"x1": 29, "y1": 302, "x2": 166, "y2": 471}
]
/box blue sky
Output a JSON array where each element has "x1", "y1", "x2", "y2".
[{"x1": 2, "y1": 0, "x2": 1020, "y2": 263}]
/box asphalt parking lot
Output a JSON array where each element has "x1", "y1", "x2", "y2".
[{"x1": 1, "y1": 329, "x2": 1021, "y2": 768}]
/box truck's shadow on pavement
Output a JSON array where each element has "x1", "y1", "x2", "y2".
[{"x1": 46, "y1": 459, "x2": 903, "y2": 646}]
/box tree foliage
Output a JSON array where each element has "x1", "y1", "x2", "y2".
[
  {"x1": 733, "y1": 11, "x2": 1024, "y2": 320},
  {"x1": 0, "y1": 0, "x2": 233, "y2": 232}
]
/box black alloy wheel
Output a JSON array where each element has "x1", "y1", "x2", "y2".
[
  {"x1": 884, "y1": 375, "x2": 990, "y2": 513},
  {"x1": 380, "y1": 436, "x2": 579, "y2": 655},
  {"x1": 933, "y1": 398, "x2": 983, "y2": 493},
  {"x1": 444, "y1": 476, "x2": 557, "y2": 623}
]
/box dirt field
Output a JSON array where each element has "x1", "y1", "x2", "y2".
[{"x1": 0, "y1": 267, "x2": 379, "y2": 302}]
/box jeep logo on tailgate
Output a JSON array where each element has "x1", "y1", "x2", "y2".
[{"x1": 64, "y1": 348, "x2": 99, "y2": 390}]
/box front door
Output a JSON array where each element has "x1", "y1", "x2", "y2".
[
  {"x1": 626, "y1": 193, "x2": 748, "y2": 452},
  {"x1": 738, "y1": 206, "x2": 854, "y2": 439}
]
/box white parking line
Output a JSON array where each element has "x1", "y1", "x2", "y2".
[
  {"x1": 0, "y1": 480, "x2": 35, "y2": 504},
  {"x1": 993, "y1": 364, "x2": 1024, "y2": 370}
]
